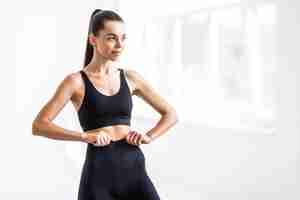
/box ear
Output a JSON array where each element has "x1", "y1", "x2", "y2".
[{"x1": 88, "y1": 33, "x2": 97, "y2": 46}]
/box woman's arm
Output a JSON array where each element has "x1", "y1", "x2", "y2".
[
  {"x1": 32, "y1": 73, "x2": 85, "y2": 142},
  {"x1": 126, "y1": 69, "x2": 179, "y2": 142}
]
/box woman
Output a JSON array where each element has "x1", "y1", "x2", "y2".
[{"x1": 32, "y1": 9, "x2": 178, "y2": 200}]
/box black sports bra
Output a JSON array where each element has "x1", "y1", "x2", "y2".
[{"x1": 77, "y1": 68, "x2": 133, "y2": 131}]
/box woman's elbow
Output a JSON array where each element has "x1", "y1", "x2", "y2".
[
  {"x1": 168, "y1": 109, "x2": 179, "y2": 124},
  {"x1": 174, "y1": 111, "x2": 179, "y2": 124},
  {"x1": 32, "y1": 120, "x2": 39, "y2": 135},
  {"x1": 32, "y1": 119, "x2": 47, "y2": 136}
]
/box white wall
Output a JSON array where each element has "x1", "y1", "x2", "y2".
[{"x1": 5, "y1": 0, "x2": 300, "y2": 199}]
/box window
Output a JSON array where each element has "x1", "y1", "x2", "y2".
[{"x1": 119, "y1": 1, "x2": 277, "y2": 134}]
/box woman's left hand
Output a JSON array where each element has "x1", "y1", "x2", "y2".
[{"x1": 126, "y1": 130, "x2": 152, "y2": 146}]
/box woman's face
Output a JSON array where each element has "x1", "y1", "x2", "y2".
[{"x1": 90, "y1": 20, "x2": 127, "y2": 61}]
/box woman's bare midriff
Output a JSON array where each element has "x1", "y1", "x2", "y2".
[{"x1": 84, "y1": 125, "x2": 131, "y2": 141}]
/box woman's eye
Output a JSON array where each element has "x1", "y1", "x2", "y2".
[{"x1": 107, "y1": 37, "x2": 127, "y2": 41}]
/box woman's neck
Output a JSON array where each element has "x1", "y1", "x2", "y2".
[{"x1": 87, "y1": 60, "x2": 119, "y2": 76}]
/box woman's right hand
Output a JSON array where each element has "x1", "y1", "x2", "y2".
[{"x1": 81, "y1": 131, "x2": 113, "y2": 146}]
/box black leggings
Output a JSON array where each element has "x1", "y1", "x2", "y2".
[{"x1": 78, "y1": 138, "x2": 160, "y2": 200}]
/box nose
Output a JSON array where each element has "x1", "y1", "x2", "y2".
[{"x1": 115, "y1": 38, "x2": 124, "y2": 48}]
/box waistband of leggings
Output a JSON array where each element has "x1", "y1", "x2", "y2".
[{"x1": 87, "y1": 138, "x2": 128, "y2": 148}]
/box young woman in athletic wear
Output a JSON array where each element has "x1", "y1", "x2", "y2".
[{"x1": 32, "y1": 9, "x2": 178, "y2": 200}]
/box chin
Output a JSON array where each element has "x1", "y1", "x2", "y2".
[
  {"x1": 110, "y1": 58, "x2": 119, "y2": 62},
  {"x1": 110, "y1": 56, "x2": 121, "y2": 61}
]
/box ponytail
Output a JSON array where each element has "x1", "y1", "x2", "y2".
[{"x1": 83, "y1": 9, "x2": 102, "y2": 68}]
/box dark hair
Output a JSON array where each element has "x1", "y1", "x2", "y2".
[{"x1": 83, "y1": 9, "x2": 124, "y2": 68}]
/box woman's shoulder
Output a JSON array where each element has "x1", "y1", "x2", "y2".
[
  {"x1": 122, "y1": 67, "x2": 150, "y2": 88},
  {"x1": 121, "y1": 67, "x2": 143, "y2": 81},
  {"x1": 121, "y1": 67, "x2": 143, "y2": 85},
  {"x1": 58, "y1": 69, "x2": 84, "y2": 92},
  {"x1": 65, "y1": 69, "x2": 83, "y2": 83},
  {"x1": 121, "y1": 67, "x2": 151, "y2": 96},
  {"x1": 121, "y1": 67, "x2": 142, "y2": 95}
]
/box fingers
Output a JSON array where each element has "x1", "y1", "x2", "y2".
[
  {"x1": 94, "y1": 133, "x2": 112, "y2": 147},
  {"x1": 90, "y1": 130, "x2": 145, "y2": 147},
  {"x1": 126, "y1": 131, "x2": 143, "y2": 146},
  {"x1": 137, "y1": 134, "x2": 143, "y2": 145}
]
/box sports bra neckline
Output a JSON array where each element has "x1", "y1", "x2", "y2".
[{"x1": 80, "y1": 68, "x2": 123, "y2": 98}]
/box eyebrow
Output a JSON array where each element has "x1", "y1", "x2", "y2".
[{"x1": 104, "y1": 33, "x2": 127, "y2": 37}]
